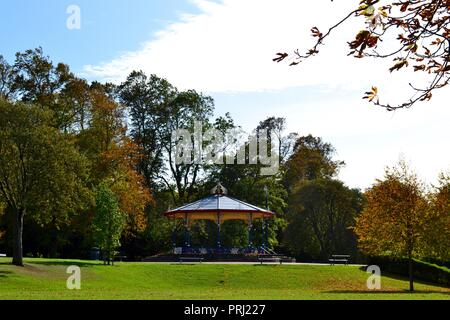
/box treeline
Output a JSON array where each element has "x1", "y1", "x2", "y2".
[{"x1": 0, "y1": 48, "x2": 448, "y2": 271}]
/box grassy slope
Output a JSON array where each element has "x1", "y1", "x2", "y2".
[{"x1": 0, "y1": 258, "x2": 449, "y2": 300}]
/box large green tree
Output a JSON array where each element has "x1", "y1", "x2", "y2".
[
  {"x1": 283, "y1": 135, "x2": 345, "y2": 191},
  {"x1": 119, "y1": 71, "x2": 215, "y2": 204},
  {"x1": 284, "y1": 178, "x2": 363, "y2": 260},
  {"x1": 119, "y1": 71, "x2": 176, "y2": 189},
  {"x1": 0, "y1": 99, "x2": 90, "y2": 265}
]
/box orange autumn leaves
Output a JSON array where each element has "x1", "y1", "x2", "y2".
[
  {"x1": 101, "y1": 141, "x2": 153, "y2": 234},
  {"x1": 86, "y1": 89, "x2": 153, "y2": 234},
  {"x1": 354, "y1": 162, "x2": 450, "y2": 261}
]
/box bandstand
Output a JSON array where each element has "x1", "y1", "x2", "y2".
[{"x1": 164, "y1": 183, "x2": 274, "y2": 255}]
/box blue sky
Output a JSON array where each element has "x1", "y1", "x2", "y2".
[
  {"x1": 0, "y1": 0, "x2": 199, "y2": 73},
  {"x1": 1, "y1": 0, "x2": 449, "y2": 189}
]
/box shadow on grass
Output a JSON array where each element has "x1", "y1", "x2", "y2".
[
  {"x1": 30, "y1": 260, "x2": 102, "y2": 268},
  {"x1": 0, "y1": 259, "x2": 100, "y2": 268}
]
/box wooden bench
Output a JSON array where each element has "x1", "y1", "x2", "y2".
[
  {"x1": 258, "y1": 257, "x2": 281, "y2": 265},
  {"x1": 329, "y1": 255, "x2": 350, "y2": 265},
  {"x1": 179, "y1": 257, "x2": 204, "y2": 264}
]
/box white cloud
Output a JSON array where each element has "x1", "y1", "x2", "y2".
[
  {"x1": 83, "y1": 0, "x2": 443, "y2": 103},
  {"x1": 82, "y1": 0, "x2": 450, "y2": 189},
  {"x1": 82, "y1": 1, "x2": 399, "y2": 92}
]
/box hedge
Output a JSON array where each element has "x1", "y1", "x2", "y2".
[{"x1": 367, "y1": 256, "x2": 450, "y2": 287}]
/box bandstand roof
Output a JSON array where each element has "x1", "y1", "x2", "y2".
[{"x1": 164, "y1": 184, "x2": 274, "y2": 222}]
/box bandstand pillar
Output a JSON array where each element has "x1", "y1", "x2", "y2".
[
  {"x1": 248, "y1": 213, "x2": 253, "y2": 248},
  {"x1": 184, "y1": 213, "x2": 191, "y2": 247},
  {"x1": 262, "y1": 218, "x2": 268, "y2": 249},
  {"x1": 216, "y1": 212, "x2": 221, "y2": 248},
  {"x1": 171, "y1": 219, "x2": 177, "y2": 248}
]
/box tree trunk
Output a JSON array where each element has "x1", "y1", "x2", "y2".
[
  {"x1": 50, "y1": 216, "x2": 58, "y2": 258},
  {"x1": 408, "y1": 254, "x2": 414, "y2": 292},
  {"x1": 107, "y1": 241, "x2": 111, "y2": 266},
  {"x1": 12, "y1": 208, "x2": 25, "y2": 266}
]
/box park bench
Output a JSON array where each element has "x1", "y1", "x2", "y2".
[
  {"x1": 258, "y1": 257, "x2": 282, "y2": 265},
  {"x1": 179, "y1": 256, "x2": 204, "y2": 264},
  {"x1": 329, "y1": 255, "x2": 350, "y2": 265}
]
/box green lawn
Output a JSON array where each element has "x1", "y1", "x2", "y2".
[{"x1": 0, "y1": 258, "x2": 448, "y2": 300}]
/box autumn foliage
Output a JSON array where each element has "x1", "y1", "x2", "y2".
[
  {"x1": 354, "y1": 161, "x2": 450, "y2": 290},
  {"x1": 276, "y1": 0, "x2": 450, "y2": 110}
]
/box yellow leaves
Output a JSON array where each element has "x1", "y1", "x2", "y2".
[
  {"x1": 363, "y1": 86, "x2": 378, "y2": 102},
  {"x1": 378, "y1": 7, "x2": 388, "y2": 18},
  {"x1": 389, "y1": 59, "x2": 408, "y2": 72},
  {"x1": 354, "y1": 160, "x2": 432, "y2": 258},
  {"x1": 363, "y1": 5, "x2": 376, "y2": 17},
  {"x1": 111, "y1": 168, "x2": 153, "y2": 233},
  {"x1": 358, "y1": 2, "x2": 375, "y2": 16},
  {"x1": 405, "y1": 43, "x2": 418, "y2": 53}
]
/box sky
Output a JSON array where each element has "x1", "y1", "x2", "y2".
[{"x1": 1, "y1": 0, "x2": 449, "y2": 190}]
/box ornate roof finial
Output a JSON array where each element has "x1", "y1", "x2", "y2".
[{"x1": 211, "y1": 182, "x2": 227, "y2": 195}]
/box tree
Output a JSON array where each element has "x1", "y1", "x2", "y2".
[
  {"x1": 0, "y1": 199, "x2": 5, "y2": 242},
  {"x1": 0, "y1": 99, "x2": 90, "y2": 266},
  {"x1": 60, "y1": 77, "x2": 92, "y2": 131},
  {"x1": 354, "y1": 160, "x2": 428, "y2": 291},
  {"x1": 256, "y1": 117, "x2": 297, "y2": 164},
  {"x1": 12, "y1": 48, "x2": 73, "y2": 105},
  {"x1": 283, "y1": 135, "x2": 345, "y2": 191},
  {"x1": 119, "y1": 71, "x2": 215, "y2": 204},
  {"x1": 0, "y1": 55, "x2": 15, "y2": 100},
  {"x1": 204, "y1": 116, "x2": 289, "y2": 250},
  {"x1": 78, "y1": 86, "x2": 153, "y2": 234},
  {"x1": 284, "y1": 179, "x2": 363, "y2": 260},
  {"x1": 421, "y1": 173, "x2": 450, "y2": 261},
  {"x1": 1, "y1": 48, "x2": 96, "y2": 132},
  {"x1": 92, "y1": 182, "x2": 125, "y2": 265},
  {"x1": 275, "y1": 0, "x2": 450, "y2": 110},
  {"x1": 119, "y1": 71, "x2": 176, "y2": 189}
]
